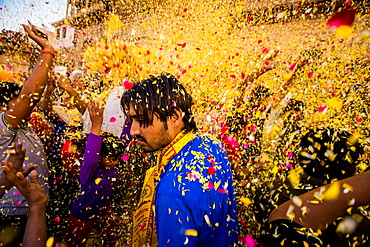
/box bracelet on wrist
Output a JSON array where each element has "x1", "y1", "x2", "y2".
[{"x1": 41, "y1": 50, "x2": 55, "y2": 57}]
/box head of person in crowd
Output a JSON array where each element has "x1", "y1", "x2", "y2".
[
  {"x1": 121, "y1": 72, "x2": 197, "y2": 152},
  {"x1": 69, "y1": 70, "x2": 85, "y2": 91},
  {"x1": 0, "y1": 81, "x2": 22, "y2": 112},
  {"x1": 298, "y1": 128, "x2": 363, "y2": 182},
  {"x1": 248, "y1": 84, "x2": 273, "y2": 109},
  {"x1": 282, "y1": 99, "x2": 305, "y2": 122},
  {"x1": 99, "y1": 132, "x2": 125, "y2": 168}
]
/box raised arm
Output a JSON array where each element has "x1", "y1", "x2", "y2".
[
  {"x1": 0, "y1": 142, "x2": 38, "y2": 198},
  {"x1": 4, "y1": 24, "x2": 55, "y2": 130},
  {"x1": 268, "y1": 169, "x2": 370, "y2": 231},
  {"x1": 2, "y1": 166, "x2": 47, "y2": 247},
  {"x1": 56, "y1": 73, "x2": 88, "y2": 114},
  {"x1": 234, "y1": 50, "x2": 278, "y2": 106},
  {"x1": 39, "y1": 74, "x2": 58, "y2": 122},
  {"x1": 80, "y1": 101, "x2": 105, "y2": 183},
  {"x1": 88, "y1": 101, "x2": 104, "y2": 136}
]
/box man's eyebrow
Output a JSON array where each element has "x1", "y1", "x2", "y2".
[{"x1": 130, "y1": 113, "x2": 144, "y2": 119}]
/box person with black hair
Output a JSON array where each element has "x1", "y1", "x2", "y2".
[
  {"x1": 66, "y1": 101, "x2": 125, "y2": 247},
  {"x1": 0, "y1": 23, "x2": 54, "y2": 246},
  {"x1": 121, "y1": 72, "x2": 239, "y2": 247},
  {"x1": 251, "y1": 127, "x2": 369, "y2": 246}
]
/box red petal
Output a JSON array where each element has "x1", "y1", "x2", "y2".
[{"x1": 207, "y1": 167, "x2": 216, "y2": 174}]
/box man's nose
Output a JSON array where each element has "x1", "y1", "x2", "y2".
[{"x1": 130, "y1": 121, "x2": 140, "y2": 136}]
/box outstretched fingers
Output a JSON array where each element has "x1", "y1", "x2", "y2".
[
  {"x1": 8, "y1": 142, "x2": 26, "y2": 171},
  {"x1": 22, "y1": 24, "x2": 49, "y2": 50},
  {"x1": 28, "y1": 170, "x2": 41, "y2": 186},
  {"x1": 22, "y1": 164, "x2": 38, "y2": 178},
  {"x1": 15, "y1": 171, "x2": 31, "y2": 191},
  {"x1": 1, "y1": 162, "x2": 17, "y2": 184}
]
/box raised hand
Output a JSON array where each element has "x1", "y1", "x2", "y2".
[
  {"x1": 0, "y1": 142, "x2": 38, "y2": 197},
  {"x1": 22, "y1": 23, "x2": 52, "y2": 51},
  {"x1": 2, "y1": 165, "x2": 47, "y2": 247},
  {"x1": 88, "y1": 101, "x2": 105, "y2": 136},
  {"x1": 54, "y1": 73, "x2": 73, "y2": 92},
  {"x1": 2, "y1": 166, "x2": 47, "y2": 207}
]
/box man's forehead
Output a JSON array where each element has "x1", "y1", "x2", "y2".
[
  {"x1": 128, "y1": 103, "x2": 139, "y2": 113},
  {"x1": 128, "y1": 104, "x2": 146, "y2": 116}
]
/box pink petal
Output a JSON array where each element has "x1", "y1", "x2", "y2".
[
  {"x1": 327, "y1": 9, "x2": 356, "y2": 28},
  {"x1": 318, "y1": 106, "x2": 327, "y2": 111},
  {"x1": 123, "y1": 80, "x2": 133, "y2": 89},
  {"x1": 122, "y1": 155, "x2": 129, "y2": 161},
  {"x1": 208, "y1": 182, "x2": 214, "y2": 189}
]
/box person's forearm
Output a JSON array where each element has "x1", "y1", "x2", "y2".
[
  {"x1": 40, "y1": 84, "x2": 57, "y2": 121},
  {"x1": 90, "y1": 122, "x2": 102, "y2": 136},
  {"x1": 23, "y1": 205, "x2": 47, "y2": 247},
  {"x1": 64, "y1": 87, "x2": 87, "y2": 114},
  {"x1": 269, "y1": 170, "x2": 370, "y2": 231},
  {"x1": 21, "y1": 46, "x2": 54, "y2": 106},
  {"x1": 80, "y1": 134, "x2": 103, "y2": 183},
  {"x1": 5, "y1": 46, "x2": 54, "y2": 129}
]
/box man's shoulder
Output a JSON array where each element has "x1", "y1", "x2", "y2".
[
  {"x1": 190, "y1": 132, "x2": 224, "y2": 151},
  {"x1": 160, "y1": 133, "x2": 232, "y2": 191},
  {"x1": 0, "y1": 113, "x2": 18, "y2": 141}
]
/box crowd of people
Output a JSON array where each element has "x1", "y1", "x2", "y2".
[{"x1": 0, "y1": 7, "x2": 370, "y2": 247}]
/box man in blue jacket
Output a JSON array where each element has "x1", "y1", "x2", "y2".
[{"x1": 121, "y1": 72, "x2": 239, "y2": 247}]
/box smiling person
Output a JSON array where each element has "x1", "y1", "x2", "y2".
[
  {"x1": 121, "y1": 72, "x2": 239, "y2": 247},
  {"x1": 66, "y1": 101, "x2": 125, "y2": 247}
]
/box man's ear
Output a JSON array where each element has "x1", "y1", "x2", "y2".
[{"x1": 169, "y1": 108, "x2": 184, "y2": 126}]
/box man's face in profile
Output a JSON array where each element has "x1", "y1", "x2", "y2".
[{"x1": 128, "y1": 104, "x2": 173, "y2": 152}]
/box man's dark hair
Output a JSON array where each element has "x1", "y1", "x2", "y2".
[
  {"x1": 121, "y1": 72, "x2": 197, "y2": 132},
  {"x1": 284, "y1": 99, "x2": 305, "y2": 113},
  {"x1": 299, "y1": 128, "x2": 363, "y2": 181},
  {"x1": 100, "y1": 132, "x2": 125, "y2": 157},
  {"x1": 251, "y1": 85, "x2": 273, "y2": 100},
  {"x1": 0, "y1": 81, "x2": 22, "y2": 107}
]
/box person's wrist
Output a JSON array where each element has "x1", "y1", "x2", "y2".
[
  {"x1": 29, "y1": 204, "x2": 47, "y2": 210},
  {"x1": 41, "y1": 45, "x2": 55, "y2": 57},
  {"x1": 66, "y1": 88, "x2": 77, "y2": 96},
  {"x1": 70, "y1": 91, "x2": 78, "y2": 97},
  {"x1": 42, "y1": 45, "x2": 55, "y2": 53}
]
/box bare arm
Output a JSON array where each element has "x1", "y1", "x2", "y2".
[
  {"x1": 88, "y1": 101, "x2": 104, "y2": 136},
  {"x1": 2, "y1": 166, "x2": 47, "y2": 247},
  {"x1": 234, "y1": 50, "x2": 278, "y2": 106},
  {"x1": 56, "y1": 74, "x2": 87, "y2": 114},
  {"x1": 268, "y1": 169, "x2": 370, "y2": 231},
  {"x1": 0, "y1": 142, "x2": 47, "y2": 246},
  {"x1": 39, "y1": 75, "x2": 58, "y2": 122},
  {"x1": 4, "y1": 24, "x2": 55, "y2": 130}
]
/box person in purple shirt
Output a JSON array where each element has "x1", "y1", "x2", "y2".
[{"x1": 66, "y1": 101, "x2": 125, "y2": 247}]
